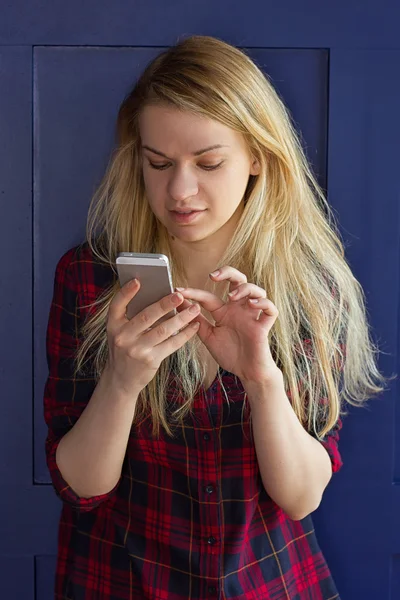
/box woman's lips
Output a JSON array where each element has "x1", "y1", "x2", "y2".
[{"x1": 169, "y1": 209, "x2": 206, "y2": 223}]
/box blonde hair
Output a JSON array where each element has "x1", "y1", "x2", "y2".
[{"x1": 76, "y1": 35, "x2": 394, "y2": 439}]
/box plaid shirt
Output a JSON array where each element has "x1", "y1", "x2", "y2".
[{"x1": 44, "y1": 243, "x2": 343, "y2": 600}]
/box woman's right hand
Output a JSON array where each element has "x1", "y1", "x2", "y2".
[{"x1": 104, "y1": 278, "x2": 201, "y2": 396}]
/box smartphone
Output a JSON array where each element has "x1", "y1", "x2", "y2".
[{"x1": 116, "y1": 252, "x2": 177, "y2": 326}]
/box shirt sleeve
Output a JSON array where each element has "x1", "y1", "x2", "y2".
[
  {"x1": 311, "y1": 340, "x2": 346, "y2": 475},
  {"x1": 316, "y1": 416, "x2": 343, "y2": 474},
  {"x1": 298, "y1": 334, "x2": 345, "y2": 475},
  {"x1": 43, "y1": 248, "x2": 119, "y2": 511}
]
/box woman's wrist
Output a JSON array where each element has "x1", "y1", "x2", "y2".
[{"x1": 99, "y1": 361, "x2": 142, "y2": 404}]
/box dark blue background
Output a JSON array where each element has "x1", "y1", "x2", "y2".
[{"x1": 0, "y1": 2, "x2": 399, "y2": 598}]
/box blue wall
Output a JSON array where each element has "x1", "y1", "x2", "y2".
[{"x1": 0, "y1": 2, "x2": 399, "y2": 598}]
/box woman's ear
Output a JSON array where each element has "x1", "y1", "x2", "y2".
[{"x1": 250, "y1": 157, "x2": 261, "y2": 176}]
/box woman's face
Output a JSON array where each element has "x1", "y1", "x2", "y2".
[{"x1": 139, "y1": 104, "x2": 259, "y2": 244}]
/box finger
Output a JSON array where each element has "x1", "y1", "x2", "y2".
[
  {"x1": 109, "y1": 278, "x2": 141, "y2": 322},
  {"x1": 155, "y1": 319, "x2": 201, "y2": 359},
  {"x1": 144, "y1": 301, "x2": 202, "y2": 345},
  {"x1": 227, "y1": 283, "x2": 267, "y2": 302},
  {"x1": 174, "y1": 287, "x2": 224, "y2": 314},
  {"x1": 175, "y1": 298, "x2": 213, "y2": 335},
  {"x1": 175, "y1": 297, "x2": 192, "y2": 313},
  {"x1": 209, "y1": 266, "x2": 247, "y2": 293},
  {"x1": 247, "y1": 297, "x2": 279, "y2": 324},
  {"x1": 128, "y1": 291, "x2": 185, "y2": 335}
]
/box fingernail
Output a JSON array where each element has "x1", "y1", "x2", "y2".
[
  {"x1": 175, "y1": 287, "x2": 185, "y2": 291},
  {"x1": 128, "y1": 278, "x2": 138, "y2": 286},
  {"x1": 228, "y1": 290, "x2": 238, "y2": 297},
  {"x1": 249, "y1": 298, "x2": 259, "y2": 303},
  {"x1": 210, "y1": 270, "x2": 220, "y2": 277}
]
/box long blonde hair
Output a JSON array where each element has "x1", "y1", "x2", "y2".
[{"x1": 76, "y1": 35, "x2": 394, "y2": 439}]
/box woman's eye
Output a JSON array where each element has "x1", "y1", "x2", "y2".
[
  {"x1": 148, "y1": 161, "x2": 223, "y2": 171},
  {"x1": 149, "y1": 162, "x2": 170, "y2": 170},
  {"x1": 201, "y1": 162, "x2": 223, "y2": 171}
]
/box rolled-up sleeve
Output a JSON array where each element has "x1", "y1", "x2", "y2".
[
  {"x1": 43, "y1": 248, "x2": 118, "y2": 511},
  {"x1": 299, "y1": 335, "x2": 345, "y2": 475},
  {"x1": 317, "y1": 339, "x2": 346, "y2": 474},
  {"x1": 316, "y1": 417, "x2": 343, "y2": 474}
]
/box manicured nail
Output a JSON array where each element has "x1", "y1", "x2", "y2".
[
  {"x1": 210, "y1": 270, "x2": 220, "y2": 277},
  {"x1": 249, "y1": 298, "x2": 259, "y2": 303}
]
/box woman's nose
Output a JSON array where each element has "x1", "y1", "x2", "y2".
[{"x1": 167, "y1": 166, "x2": 199, "y2": 201}]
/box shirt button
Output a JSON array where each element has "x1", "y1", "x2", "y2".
[
  {"x1": 205, "y1": 484, "x2": 214, "y2": 494},
  {"x1": 203, "y1": 432, "x2": 210, "y2": 441},
  {"x1": 208, "y1": 585, "x2": 217, "y2": 594},
  {"x1": 207, "y1": 536, "x2": 217, "y2": 545}
]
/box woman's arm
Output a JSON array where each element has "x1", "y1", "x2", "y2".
[
  {"x1": 44, "y1": 247, "x2": 141, "y2": 506},
  {"x1": 56, "y1": 366, "x2": 140, "y2": 498},
  {"x1": 46, "y1": 246, "x2": 200, "y2": 504},
  {"x1": 243, "y1": 370, "x2": 334, "y2": 521}
]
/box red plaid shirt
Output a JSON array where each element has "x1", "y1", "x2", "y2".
[{"x1": 44, "y1": 244, "x2": 343, "y2": 600}]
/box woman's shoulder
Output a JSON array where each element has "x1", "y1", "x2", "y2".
[
  {"x1": 54, "y1": 240, "x2": 116, "y2": 304},
  {"x1": 56, "y1": 240, "x2": 93, "y2": 269}
]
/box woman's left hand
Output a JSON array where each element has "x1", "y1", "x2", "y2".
[{"x1": 175, "y1": 266, "x2": 281, "y2": 385}]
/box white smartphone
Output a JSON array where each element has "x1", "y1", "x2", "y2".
[{"x1": 116, "y1": 252, "x2": 177, "y2": 325}]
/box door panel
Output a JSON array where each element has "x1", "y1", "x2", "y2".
[
  {"x1": 33, "y1": 46, "x2": 329, "y2": 484},
  {"x1": 31, "y1": 45, "x2": 330, "y2": 596}
]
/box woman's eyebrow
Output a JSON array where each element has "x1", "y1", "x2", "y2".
[{"x1": 141, "y1": 144, "x2": 229, "y2": 159}]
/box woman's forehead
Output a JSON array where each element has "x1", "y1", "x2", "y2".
[{"x1": 139, "y1": 105, "x2": 245, "y2": 156}]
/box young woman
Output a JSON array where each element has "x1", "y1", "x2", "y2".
[{"x1": 44, "y1": 35, "x2": 390, "y2": 599}]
